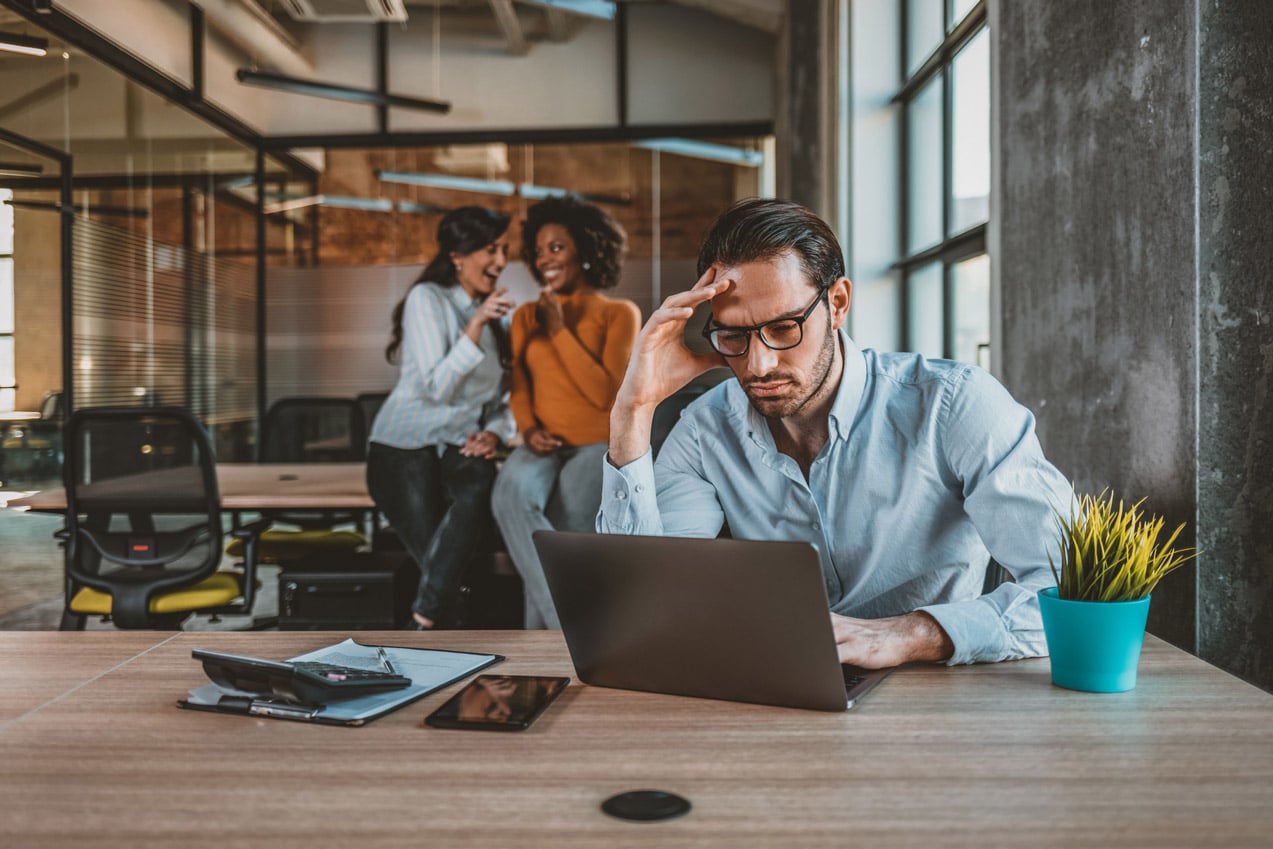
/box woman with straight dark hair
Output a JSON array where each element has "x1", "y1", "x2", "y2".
[
  {"x1": 367, "y1": 206, "x2": 516, "y2": 629},
  {"x1": 492, "y1": 194, "x2": 640, "y2": 628}
]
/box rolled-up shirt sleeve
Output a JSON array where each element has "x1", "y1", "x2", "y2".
[
  {"x1": 920, "y1": 367, "x2": 1073, "y2": 665},
  {"x1": 596, "y1": 413, "x2": 726, "y2": 538},
  {"x1": 596, "y1": 450, "x2": 661, "y2": 534}
]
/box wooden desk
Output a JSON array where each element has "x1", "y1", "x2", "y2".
[
  {"x1": 6, "y1": 463, "x2": 372, "y2": 512},
  {"x1": 1, "y1": 632, "x2": 1270, "y2": 848}
]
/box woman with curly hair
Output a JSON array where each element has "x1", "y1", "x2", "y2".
[{"x1": 492, "y1": 194, "x2": 640, "y2": 628}]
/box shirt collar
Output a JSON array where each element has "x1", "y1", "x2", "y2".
[
  {"x1": 446, "y1": 283, "x2": 481, "y2": 311},
  {"x1": 738, "y1": 328, "x2": 866, "y2": 448},
  {"x1": 828, "y1": 329, "x2": 866, "y2": 443}
]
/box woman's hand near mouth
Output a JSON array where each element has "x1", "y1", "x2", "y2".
[{"x1": 536, "y1": 288, "x2": 565, "y2": 335}]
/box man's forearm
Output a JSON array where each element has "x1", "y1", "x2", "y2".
[
  {"x1": 902, "y1": 611, "x2": 955, "y2": 663},
  {"x1": 608, "y1": 399, "x2": 659, "y2": 467}
]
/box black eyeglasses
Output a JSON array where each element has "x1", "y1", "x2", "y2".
[{"x1": 701, "y1": 288, "x2": 828, "y2": 357}]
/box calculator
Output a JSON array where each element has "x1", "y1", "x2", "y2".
[{"x1": 193, "y1": 649, "x2": 412, "y2": 705}]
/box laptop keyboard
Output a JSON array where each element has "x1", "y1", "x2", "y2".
[{"x1": 842, "y1": 666, "x2": 866, "y2": 692}]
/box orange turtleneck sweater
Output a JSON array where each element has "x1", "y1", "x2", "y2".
[{"x1": 508, "y1": 289, "x2": 641, "y2": 447}]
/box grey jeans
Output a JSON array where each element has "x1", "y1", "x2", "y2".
[{"x1": 491, "y1": 442, "x2": 607, "y2": 629}]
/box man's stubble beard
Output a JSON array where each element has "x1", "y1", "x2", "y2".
[{"x1": 745, "y1": 317, "x2": 838, "y2": 421}]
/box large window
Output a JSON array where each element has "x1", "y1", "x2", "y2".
[
  {"x1": 898, "y1": 1, "x2": 989, "y2": 366},
  {"x1": 849, "y1": 0, "x2": 990, "y2": 368}
]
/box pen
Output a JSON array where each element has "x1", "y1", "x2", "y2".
[{"x1": 376, "y1": 646, "x2": 397, "y2": 674}]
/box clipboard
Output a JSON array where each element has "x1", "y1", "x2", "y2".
[{"x1": 178, "y1": 638, "x2": 503, "y2": 726}]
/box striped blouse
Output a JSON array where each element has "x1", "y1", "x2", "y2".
[{"x1": 369, "y1": 282, "x2": 515, "y2": 450}]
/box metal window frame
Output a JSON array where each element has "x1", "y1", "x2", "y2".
[
  {"x1": 892, "y1": 0, "x2": 987, "y2": 359},
  {"x1": 0, "y1": 126, "x2": 73, "y2": 413},
  {"x1": 0, "y1": 189, "x2": 13, "y2": 401}
]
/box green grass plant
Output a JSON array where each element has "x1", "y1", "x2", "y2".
[{"x1": 1050, "y1": 491, "x2": 1195, "y2": 602}]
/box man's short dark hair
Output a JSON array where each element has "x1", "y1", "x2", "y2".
[{"x1": 696, "y1": 198, "x2": 845, "y2": 290}]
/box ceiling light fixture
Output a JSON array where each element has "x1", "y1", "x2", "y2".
[
  {"x1": 634, "y1": 138, "x2": 764, "y2": 167},
  {"x1": 0, "y1": 31, "x2": 49, "y2": 57},
  {"x1": 376, "y1": 170, "x2": 631, "y2": 206},
  {"x1": 397, "y1": 200, "x2": 453, "y2": 215},
  {"x1": 263, "y1": 194, "x2": 394, "y2": 215},
  {"x1": 236, "y1": 69, "x2": 450, "y2": 113},
  {"x1": 377, "y1": 170, "x2": 518, "y2": 196}
]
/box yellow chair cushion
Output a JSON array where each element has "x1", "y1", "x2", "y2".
[
  {"x1": 69, "y1": 571, "x2": 244, "y2": 615},
  {"x1": 225, "y1": 529, "x2": 365, "y2": 563}
]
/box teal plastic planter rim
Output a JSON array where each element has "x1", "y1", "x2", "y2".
[{"x1": 1038, "y1": 586, "x2": 1152, "y2": 605}]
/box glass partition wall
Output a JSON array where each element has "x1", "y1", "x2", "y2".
[
  {"x1": 265, "y1": 138, "x2": 768, "y2": 404},
  {"x1": 3, "y1": 8, "x2": 768, "y2": 462},
  {"x1": 0, "y1": 27, "x2": 304, "y2": 475}
]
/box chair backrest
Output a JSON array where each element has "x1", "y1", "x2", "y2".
[
  {"x1": 650, "y1": 369, "x2": 734, "y2": 457},
  {"x1": 355, "y1": 391, "x2": 390, "y2": 434},
  {"x1": 259, "y1": 397, "x2": 367, "y2": 463},
  {"x1": 63, "y1": 406, "x2": 222, "y2": 628}
]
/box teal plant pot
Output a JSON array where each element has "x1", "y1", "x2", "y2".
[{"x1": 1037, "y1": 586, "x2": 1151, "y2": 693}]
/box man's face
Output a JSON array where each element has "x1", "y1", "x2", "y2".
[{"x1": 708, "y1": 252, "x2": 842, "y2": 420}]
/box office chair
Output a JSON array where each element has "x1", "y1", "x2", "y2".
[
  {"x1": 60, "y1": 406, "x2": 265, "y2": 630},
  {"x1": 649, "y1": 369, "x2": 733, "y2": 458},
  {"x1": 227, "y1": 397, "x2": 367, "y2": 563},
  {"x1": 355, "y1": 391, "x2": 390, "y2": 435},
  {"x1": 258, "y1": 396, "x2": 368, "y2": 466}
]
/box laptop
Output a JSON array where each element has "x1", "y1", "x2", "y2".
[{"x1": 533, "y1": 531, "x2": 892, "y2": 712}]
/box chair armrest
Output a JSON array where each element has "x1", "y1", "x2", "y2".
[{"x1": 229, "y1": 519, "x2": 272, "y2": 611}]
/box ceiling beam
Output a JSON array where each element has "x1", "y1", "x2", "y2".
[
  {"x1": 487, "y1": 0, "x2": 527, "y2": 55},
  {"x1": 543, "y1": 6, "x2": 570, "y2": 40},
  {"x1": 671, "y1": 0, "x2": 783, "y2": 33},
  {"x1": 0, "y1": 74, "x2": 78, "y2": 122}
]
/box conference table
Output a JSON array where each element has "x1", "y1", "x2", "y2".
[
  {"x1": 6, "y1": 462, "x2": 372, "y2": 512},
  {"x1": 1, "y1": 631, "x2": 1270, "y2": 848}
]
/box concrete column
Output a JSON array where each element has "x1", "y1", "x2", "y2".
[
  {"x1": 1195, "y1": 0, "x2": 1273, "y2": 689},
  {"x1": 996, "y1": 0, "x2": 1273, "y2": 691},
  {"x1": 776, "y1": 0, "x2": 838, "y2": 222}
]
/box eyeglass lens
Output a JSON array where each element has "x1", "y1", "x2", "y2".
[{"x1": 710, "y1": 320, "x2": 804, "y2": 356}]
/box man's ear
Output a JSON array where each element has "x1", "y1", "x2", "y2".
[{"x1": 828, "y1": 277, "x2": 852, "y2": 329}]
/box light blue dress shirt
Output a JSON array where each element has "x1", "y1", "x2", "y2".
[
  {"x1": 597, "y1": 331, "x2": 1073, "y2": 665},
  {"x1": 370, "y1": 282, "x2": 516, "y2": 451}
]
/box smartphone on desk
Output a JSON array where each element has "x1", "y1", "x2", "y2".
[{"x1": 425, "y1": 674, "x2": 569, "y2": 731}]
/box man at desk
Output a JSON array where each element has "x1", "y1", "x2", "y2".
[{"x1": 597, "y1": 198, "x2": 1072, "y2": 669}]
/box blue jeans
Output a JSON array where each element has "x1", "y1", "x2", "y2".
[
  {"x1": 491, "y1": 442, "x2": 607, "y2": 629},
  {"x1": 366, "y1": 441, "x2": 497, "y2": 625}
]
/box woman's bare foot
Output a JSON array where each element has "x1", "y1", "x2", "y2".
[{"x1": 412, "y1": 612, "x2": 435, "y2": 629}]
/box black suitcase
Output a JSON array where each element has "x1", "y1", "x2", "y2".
[{"x1": 278, "y1": 552, "x2": 420, "y2": 630}]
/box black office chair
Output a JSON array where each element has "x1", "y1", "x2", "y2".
[
  {"x1": 355, "y1": 391, "x2": 390, "y2": 435},
  {"x1": 259, "y1": 396, "x2": 368, "y2": 466},
  {"x1": 228, "y1": 397, "x2": 368, "y2": 563},
  {"x1": 60, "y1": 406, "x2": 264, "y2": 630},
  {"x1": 649, "y1": 369, "x2": 734, "y2": 457}
]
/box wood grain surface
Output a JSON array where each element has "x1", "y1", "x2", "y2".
[
  {"x1": 1, "y1": 632, "x2": 1270, "y2": 848},
  {"x1": 8, "y1": 463, "x2": 372, "y2": 512}
]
